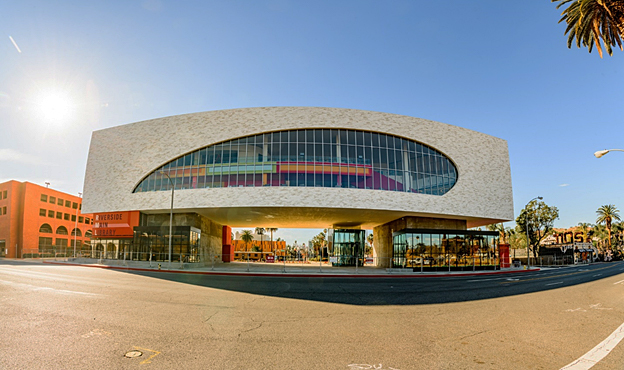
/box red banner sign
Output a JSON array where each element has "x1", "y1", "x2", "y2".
[{"x1": 93, "y1": 211, "x2": 140, "y2": 238}]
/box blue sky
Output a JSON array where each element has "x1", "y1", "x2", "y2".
[{"x1": 1, "y1": 1, "x2": 623, "y2": 244}]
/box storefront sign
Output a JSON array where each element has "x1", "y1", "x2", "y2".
[
  {"x1": 266, "y1": 255, "x2": 275, "y2": 263},
  {"x1": 93, "y1": 211, "x2": 140, "y2": 238},
  {"x1": 554, "y1": 231, "x2": 589, "y2": 244}
]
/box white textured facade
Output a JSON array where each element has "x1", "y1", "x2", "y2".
[{"x1": 82, "y1": 107, "x2": 513, "y2": 228}]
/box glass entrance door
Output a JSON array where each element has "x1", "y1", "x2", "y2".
[{"x1": 328, "y1": 229, "x2": 365, "y2": 266}]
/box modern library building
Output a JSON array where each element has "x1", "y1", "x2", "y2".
[{"x1": 82, "y1": 107, "x2": 513, "y2": 269}]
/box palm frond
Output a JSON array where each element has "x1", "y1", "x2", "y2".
[{"x1": 553, "y1": 0, "x2": 624, "y2": 57}]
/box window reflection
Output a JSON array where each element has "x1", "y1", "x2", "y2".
[
  {"x1": 393, "y1": 230, "x2": 499, "y2": 271},
  {"x1": 134, "y1": 129, "x2": 458, "y2": 195}
]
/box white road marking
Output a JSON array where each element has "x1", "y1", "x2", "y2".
[
  {"x1": 546, "y1": 281, "x2": 563, "y2": 286},
  {"x1": 466, "y1": 278, "x2": 508, "y2": 282},
  {"x1": 565, "y1": 308, "x2": 587, "y2": 312},
  {"x1": 589, "y1": 303, "x2": 612, "y2": 311},
  {"x1": 560, "y1": 321, "x2": 624, "y2": 370},
  {"x1": 592, "y1": 274, "x2": 602, "y2": 277},
  {"x1": 614, "y1": 280, "x2": 624, "y2": 285},
  {"x1": 0, "y1": 280, "x2": 100, "y2": 296}
]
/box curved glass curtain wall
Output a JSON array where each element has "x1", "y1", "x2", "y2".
[{"x1": 133, "y1": 129, "x2": 458, "y2": 195}]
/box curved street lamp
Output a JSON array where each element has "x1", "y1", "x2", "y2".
[
  {"x1": 525, "y1": 196, "x2": 543, "y2": 269},
  {"x1": 160, "y1": 171, "x2": 175, "y2": 269},
  {"x1": 73, "y1": 192, "x2": 82, "y2": 258},
  {"x1": 594, "y1": 149, "x2": 624, "y2": 158}
]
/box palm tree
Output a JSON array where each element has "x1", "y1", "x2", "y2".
[
  {"x1": 553, "y1": 0, "x2": 624, "y2": 57},
  {"x1": 611, "y1": 221, "x2": 624, "y2": 251},
  {"x1": 255, "y1": 227, "x2": 265, "y2": 253},
  {"x1": 591, "y1": 223, "x2": 608, "y2": 251},
  {"x1": 241, "y1": 230, "x2": 253, "y2": 253},
  {"x1": 596, "y1": 204, "x2": 621, "y2": 249},
  {"x1": 577, "y1": 222, "x2": 591, "y2": 242},
  {"x1": 267, "y1": 227, "x2": 278, "y2": 252},
  {"x1": 366, "y1": 233, "x2": 374, "y2": 254},
  {"x1": 486, "y1": 223, "x2": 507, "y2": 243},
  {"x1": 508, "y1": 226, "x2": 525, "y2": 258}
]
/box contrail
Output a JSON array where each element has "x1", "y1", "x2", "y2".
[{"x1": 9, "y1": 36, "x2": 21, "y2": 53}]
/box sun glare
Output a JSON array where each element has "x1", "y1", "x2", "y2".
[{"x1": 31, "y1": 89, "x2": 75, "y2": 126}]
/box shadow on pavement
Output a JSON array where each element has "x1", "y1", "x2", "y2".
[{"x1": 113, "y1": 262, "x2": 624, "y2": 306}]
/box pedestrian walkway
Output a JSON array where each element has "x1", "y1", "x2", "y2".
[{"x1": 32, "y1": 257, "x2": 544, "y2": 278}]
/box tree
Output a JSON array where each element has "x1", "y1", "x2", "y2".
[
  {"x1": 255, "y1": 227, "x2": 265, "y2": 252},
  {"x1": 267, "y1": 227, "x2": 278, "y2": 252},
  {"x1": 310, "y1": 231, "x2": 327, "y2": 258},
  {"x1": 366, "y1": 233, "x2": 374, "y2": 255},
  {"x1": 516, "y1": 200, "x2": 560, "y2": 258},
  {"x1": 577, "y1": 222, "x2": 592, "y2": 242},
  {"x1": 596, "y1": 204, "x2": 621, "y2": 249},
  {"x1": 611, "y1": 222, "x2": 624, "y2": 250},
  {"x1": 507, "y1": 226, "x2": 525, "y2": 258},
  {"x1": 591, "y1": 223, "x2": 609, "y2": 250},
  {"x1": 552, "y1": 0, "x2": 624, "y2": 57},
  {"x1": 486, "y1": 223, "x2": 508, "y2": 244},
  {"x1": 241, "y1": 230, "x2": 253, "y2": 252}
]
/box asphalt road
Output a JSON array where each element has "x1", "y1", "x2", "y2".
[{"x1": 1, "y1": 260, "x2": 623, "y2": 369}]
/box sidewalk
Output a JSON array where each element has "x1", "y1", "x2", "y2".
[{"x1": 35, "y1": 257, "x2": 543, "y2": 278}]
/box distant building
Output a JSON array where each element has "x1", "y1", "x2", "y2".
[
  {"x1": 232, "y1": 239, "x2": 287, "y2": 261},
  {"x1": 0, "y1": 181, "x2": 92, "y2": 258}
]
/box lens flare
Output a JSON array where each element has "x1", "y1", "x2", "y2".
[{"x1": 31, "y1": 89, "x2": 75, "y2": 126}]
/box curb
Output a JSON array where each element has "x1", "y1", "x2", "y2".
[{"x1": 42, "y1": 260, "x2": 541, "y2": 278}]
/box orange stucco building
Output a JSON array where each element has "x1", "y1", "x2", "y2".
[{"x1": 0, "y1": 180, "x2": 93, "y2": 258}]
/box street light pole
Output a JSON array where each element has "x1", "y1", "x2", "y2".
[
  {"x1": 594, "y1": 149, "x2": 624, "y2": 158},
  {"x1": 161, "y1": 172, "x2": 174, "y2": 270},
  {"x1": 525, "y1": 196, "x2": 543, "y2": 269},
  {"x1": 73, "y1": 192, "x2": 82, "y2": 258}
]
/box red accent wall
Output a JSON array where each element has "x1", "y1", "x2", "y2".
[
  {"x1": 499, "y1": 244, "x2": 510, "y2": 268},
  {"x1": 222, "y1": 225, "x2": 232, "y2": 262}
]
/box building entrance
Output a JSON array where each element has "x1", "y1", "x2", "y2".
[{"x1": 328, "y1": 229, "x2": 365, "y2": 266}]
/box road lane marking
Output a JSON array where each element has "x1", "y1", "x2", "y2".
[
  {"x1": 501, "y1": 264, "x2": 619, "y2": 285},
  {"x1": 592, "y1": 274, "x2": 602, "y2": 277},
  {"x1": 589, "y1": 303, "x2": 612, "y2": 311},
  {"x1": 81, "y1": 329, "x2": 112, "y2": 338},
  {"x1": 466, "y1": 278, "x2": 508, "y2": 282},
  {"x1": 348, "y1": 364, "x2": 400, "y2": 370},
  {"x1": 0, "y1": 280, "x2": 100, "y2": 296},
  {"x1": 546, "y1": 281, "x2": 563, "y2": 286},
  {"x1": 560, "y1": 321, "x2": 624, "y2": 370},
  {"x1": 566, "y1": 308, "x2": 587, "y2": 312},
  {"x1": 614, "y1": 280, "x2": 624, "y2": 285},
  {"x1": 133, "y1": 347, "x2": 161, "y2": 364}
]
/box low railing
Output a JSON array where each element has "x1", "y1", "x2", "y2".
[{"x1": 32, "y1": 250, "x2": 597, "y2": 273}]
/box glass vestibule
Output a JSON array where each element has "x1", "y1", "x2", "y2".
[
  {"x1": 393, "y1": 229, "x2": 500, "y2": 271},
  {"x1": 91, "y1": 226, "x2": 201, "y2": 262},
  {"x1": 132, "y1": 226, "x2": 201, "y2": 262},
  {"x1": 327, "y1": 229, "x2": 366, "y2": 266}
]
